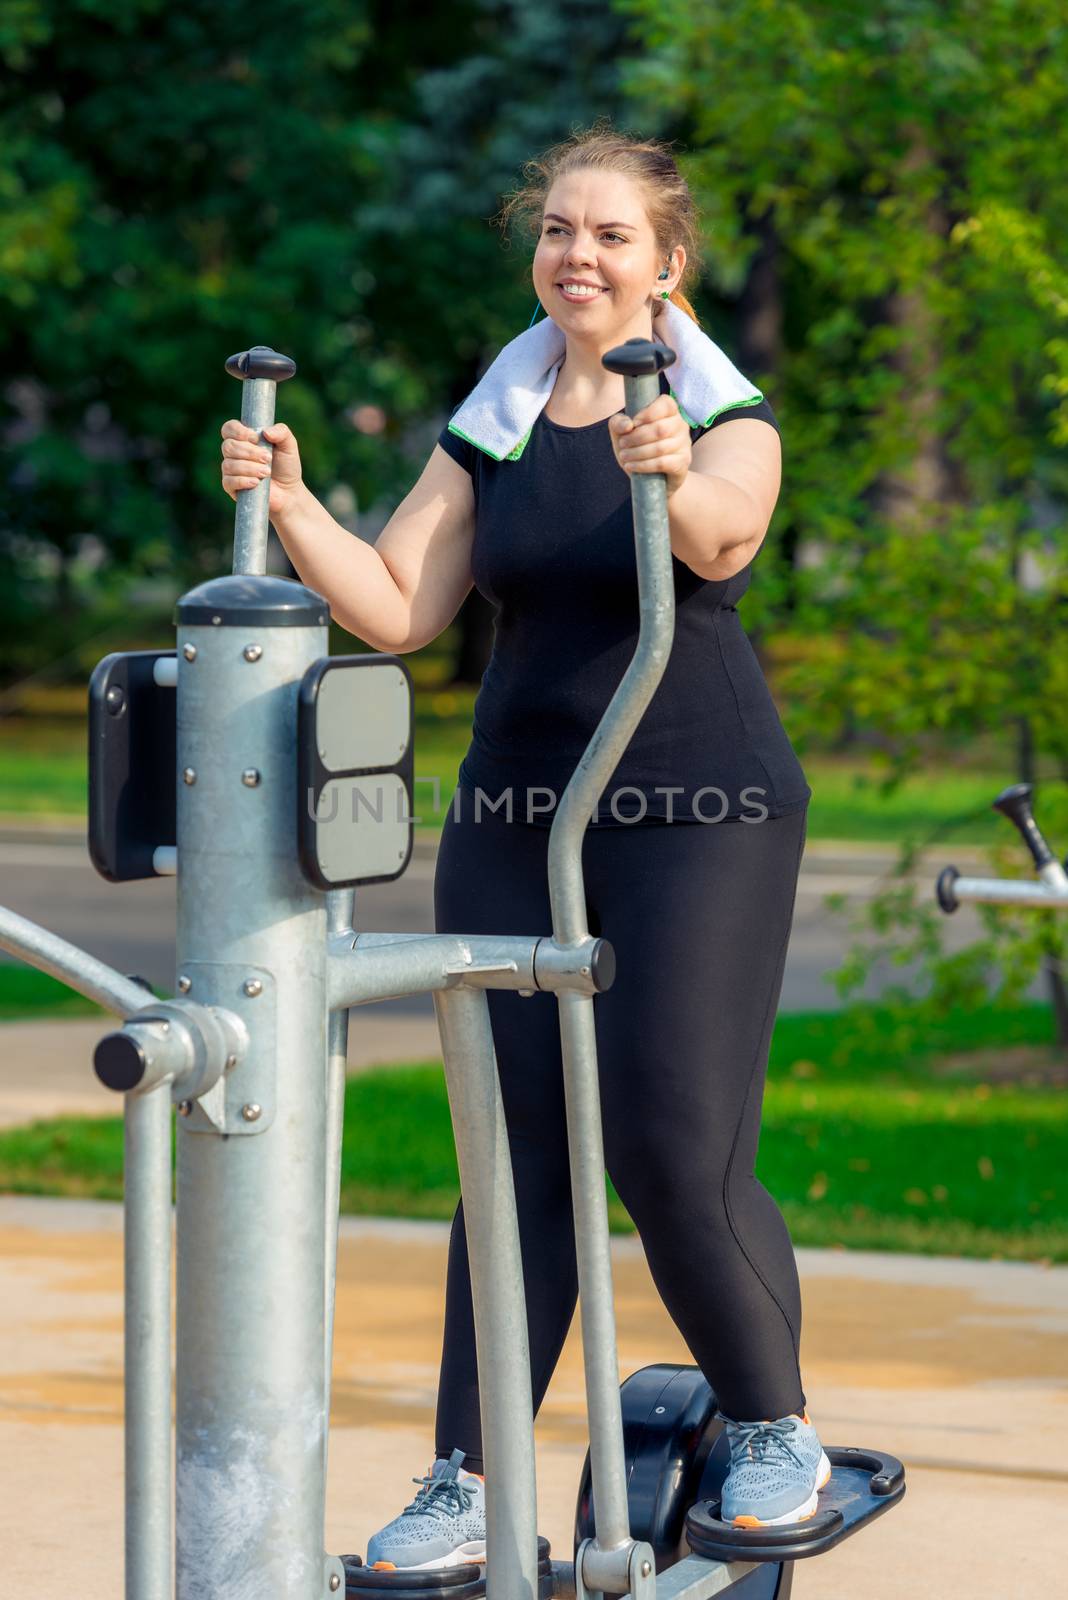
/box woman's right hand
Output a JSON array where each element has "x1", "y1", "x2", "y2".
[{"x1": 220, "y1": 418, "x2": 303, "y2": 518}]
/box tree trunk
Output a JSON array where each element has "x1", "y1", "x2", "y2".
[{"x1": 871, "y1": 126, "x2": 960, "y2": 525}]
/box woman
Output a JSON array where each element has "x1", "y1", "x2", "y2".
[{"x1": 220, "y1": 124, "x2": 827, "y2": 1571}]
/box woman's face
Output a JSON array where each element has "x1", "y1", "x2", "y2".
[{"x1": 532, "y1": 169, "x2": 682, "y2": 347}]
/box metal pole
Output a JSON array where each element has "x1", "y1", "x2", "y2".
[
  {"x1": 173, "y1": 344, "x2": 331, "y2": 1598},
  {"x1": 124, "y1": 1084, "x2": 174, "y2": 1600},
  {"x1": 433, "y1": 985, "x2": 540, "y2": 1600},
  {"x1": 547, "y1": 349, "x2": 676, "y2": 1563},
  {"x1": 324, "y1": 887, "x2": 355, "y2": 1481},
  {"x1": 225, "y1": 345, "x2": 296, "y2": 576},
  {"x1": 173, "y1": 590, "x2": 331, "y2": 1599}
]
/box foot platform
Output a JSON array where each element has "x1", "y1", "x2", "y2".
[
  {"x1": 684, "y1": 1447, "x2": 905, "y2": 1564},
  {"x1": 342, "y1": 1535, "x2": 554, "y2": 1599}
]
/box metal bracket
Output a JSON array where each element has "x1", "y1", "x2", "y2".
[
  {"x1": 323, "y1": 1553, "x2": 345, "y2": 1595},
  {"x1": 574, "y1": 1539, "x2": 603, "y2": 1600},
  {"x1": 176, "y1": 962, "x2": 276, "y2": 1136},
  {"x1": 627, "y1": 1543, "x2": 657, "y2": 1600},
  {"x1": 574, "y1": 1537, "x2": 656, "y2": 1600}
]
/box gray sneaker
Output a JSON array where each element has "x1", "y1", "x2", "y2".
[
  {"x1": 365, "y1": 1448, "x2": 487, "y2": 1571},
  {"x1": 717, "y1": 1408, "x2": 832, "y2": 1526}
]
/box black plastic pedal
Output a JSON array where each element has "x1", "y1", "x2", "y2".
[
  {"x1": 684, "y1": 1446, "x2": 905, "y2": 1564},
  {"x1": 343, "y1": 1535, "x2": 553, "y2": 1599}
]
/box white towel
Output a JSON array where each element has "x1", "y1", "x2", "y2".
[{"x1": 447, "y1": 298, "x2": 764, "y2": 462}]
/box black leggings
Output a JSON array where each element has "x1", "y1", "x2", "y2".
[{"x1": 432, "y1": 796, "x2": 809, "y2": 1472}]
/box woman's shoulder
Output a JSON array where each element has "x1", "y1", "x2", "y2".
[{"x1": 657, "y1": 372, "x2": 780, "y2": 438}]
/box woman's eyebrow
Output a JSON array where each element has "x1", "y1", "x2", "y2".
[{"x1": 543, "y1": 213, "x2": 637, "y2": 232}]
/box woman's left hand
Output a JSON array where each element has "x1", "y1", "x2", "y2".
[{"x1": 608, "y1": 394, "x2": 692, "y2": 498}]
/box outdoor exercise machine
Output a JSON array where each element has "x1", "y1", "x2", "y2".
[
  {"x1": 0, "y1": 339, "x2": 904, "y2": 1600},
  {"x1": 937, "y1": 783, "x2": 1068, "y2": 914}
]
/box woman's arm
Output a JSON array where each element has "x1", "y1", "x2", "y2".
[
  {"x1": 668, "y1": 418, "x2": 782, "y2": 582},
  {"x1": 272, "y1": 446, "x2": 475, "y2": 653}
]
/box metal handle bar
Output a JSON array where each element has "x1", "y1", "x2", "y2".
[
  {"x1": 937, "y1": 781, "x2": 1068, "y2": 912},
  {"x1": 548, "y1": 335, "x2": 678, "y2": 1587},
  {"x1": 225, "y1": 343, "x2": 297, "y2": 574}
]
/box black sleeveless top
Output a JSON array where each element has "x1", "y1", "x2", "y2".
[{"x1": 437, "y1": 373, "x2": 810, "y2": 827}]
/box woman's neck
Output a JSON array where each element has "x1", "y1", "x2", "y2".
[{"x1": 546, "y1": 308, "x2": 665, "y2": 423}]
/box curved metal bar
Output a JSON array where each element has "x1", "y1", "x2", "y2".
[
  {"x1": 0, "y1": 904, "x2": 165, "y2": 1018},
  {"x1": 548, "y1": 361, "x2": 676, "y2": 1563}
]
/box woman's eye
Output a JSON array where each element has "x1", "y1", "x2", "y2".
[{"x1": 545, "y1": 226, "x2": 625, "y2": 243}]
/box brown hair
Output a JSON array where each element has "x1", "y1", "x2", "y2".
[{"x1": 494, "y1": 118, "x2": 703, "y2": 326}]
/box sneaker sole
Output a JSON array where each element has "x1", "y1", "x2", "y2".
[
  {"x1": 729, "y1": 1449, "x2": 833, "y2": 1529},
  {"x1": 371, "y1": 1542, "x2": 487, "y2": 1573}
]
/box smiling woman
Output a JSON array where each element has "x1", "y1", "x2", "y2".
[{"x1": 344, "y1": 121, "x2": 822, "y2": 1572}]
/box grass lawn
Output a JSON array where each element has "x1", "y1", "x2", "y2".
[
  {"x1": 1, "y1": 703, "x2": 1058, "y2": 848},
  {"x1": 0, "y1": 965, "x2": 122, "y2": 1020},
  {"x1": 1, "y1": 996, "x2": 1063, "y2": 1262}
]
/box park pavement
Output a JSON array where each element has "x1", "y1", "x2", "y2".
[
  {"x1": 2, "y1": 821, "x2": 1063, "y2": 1597},
  {"x1": 0, "y1": 1194, "x2": 1065, "y2": 1600}
]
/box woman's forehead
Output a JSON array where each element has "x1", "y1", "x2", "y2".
[{"x1": 543, "y1": 171, "x2": 648, "y2": 228}]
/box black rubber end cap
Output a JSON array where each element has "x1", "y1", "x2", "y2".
[
  {"x1": 94, "y1": 1033, "x2": 147, "y2": 1093},
  {"x1": 225, "y1": 344, "x2": 297, "y2": 383},
  {"x1": 936, "y1": 865, "x2": 960, "y2": 914},
  {"x1": 601, "y1": 336, "x2": 676, "y2": 378},
  {"x1": 590, "y1": 937, "x2": 616, "y2": 992}
]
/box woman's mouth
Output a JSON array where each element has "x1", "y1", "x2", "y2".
[{"x1": 556, "y1": 283, "x2": 606, "y2": 304}]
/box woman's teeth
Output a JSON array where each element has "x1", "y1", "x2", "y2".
[{"x1": 558, "y1": 284, "x2": 604, "y2": 299}]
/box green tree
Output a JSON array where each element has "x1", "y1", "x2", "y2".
[
  {"x1": 0, "y1": 0, "x2": 638, "y2": 687},
  {"x1": 619, "y1": 0, "x2": 1068, "y2": 1034}
]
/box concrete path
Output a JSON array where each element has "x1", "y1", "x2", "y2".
[
  {"x1": 0, "y1": 1012, "x2": 443, "y2": 1128},
  {"x1": 0, "y1": 816, "x2": 1029, "y2": 1016},
  {"x1": 0, "y1": 1195, "x2": 1064, "y2": 1599}
]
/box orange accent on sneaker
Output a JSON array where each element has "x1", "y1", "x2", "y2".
[
  {"x1": 371, "y1": 1561, "x2": 398, "y2": 1571},
  {"x1": 732, "y1": 1515, "x2": 763, "y2": 1528}
]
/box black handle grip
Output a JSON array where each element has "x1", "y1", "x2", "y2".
[
  {"x1": 225, "y1": 345, "x2": 297, "y2": 383},
  {"x1": 94, "y1": 1032, "x2": 147, "y2": 1093},
  {"x1": 601, "y1": 337, "x2": 676, "y2": 378},
  {"x1": 936, "y1": 865, "x2": 960, "y2": 913},
  {"x1": 991, "y1": 782, "x2": 1056, "y2": 870}
]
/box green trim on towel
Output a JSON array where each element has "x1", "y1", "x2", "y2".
[
  {"x1": 449, "y1": 387, "x2": 763, "y2": 462},
  {"x1": 447, "y1": 421, "x2": 533, "y2": 463},
  {"x1": 669, "y1": 386, "x2": 764, "y2": 430}
]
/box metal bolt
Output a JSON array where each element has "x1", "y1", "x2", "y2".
[
  {"x1": 654, "y1": 1406, "x2": 666, "y2": 1414},
  {"x1": 329, "y1": 1577, "x2": 341, "y2": 1593},
  {"x1": 182, "y1": 767, "x2": 197, "y2": 785},
  {"x1": 241, "y1": 1102, "x2": 262, "y2": 1123},
  {"x1": 211, "y1": 615, "x2": 222, "y2": 625},
  {"x1": 182, "y1": 642, "x2": 197, "y2": 662},
  {"x1": 178, "y1": 1100, "x2": 193, "y2": 1117},
  {"x1": 518, "y1": 988, "x2": 535, "y2": 998},
  {"x1": 242, "y1": 768, "x2": 261, "y2": 787},
  {"x1": 243, "y1": 643, "x2": 263, "y2": 662},
  {"x1": 580, "y1": 965, "x2": 590, "y2": 976},
  {"x1": 224, "y1": 1054, "x2": 236, "y2": 1070},
  {"x1": 159, "y1": 1021, "x2": 170, "y2": 1032},
  {"x1": 177, "y1": 974, "x2": 192, "y2": 994},
  {"x1": 641, "y1": 1561, "x2": 652, "y2": 1578},
  {"x1": 243, "y1": 978, "x2": 263, "y2": 998}
]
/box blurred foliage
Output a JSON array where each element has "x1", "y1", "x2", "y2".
[
  {"x1": 619, "y1": 0, "x2": 1068, "y2": 1022},
  {"x1": 5, "y1": 1, "x2": 1068, "y2": 1024},
  {"x1": 0, "y1": 0, "x2": 636, "y2": 678}
]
